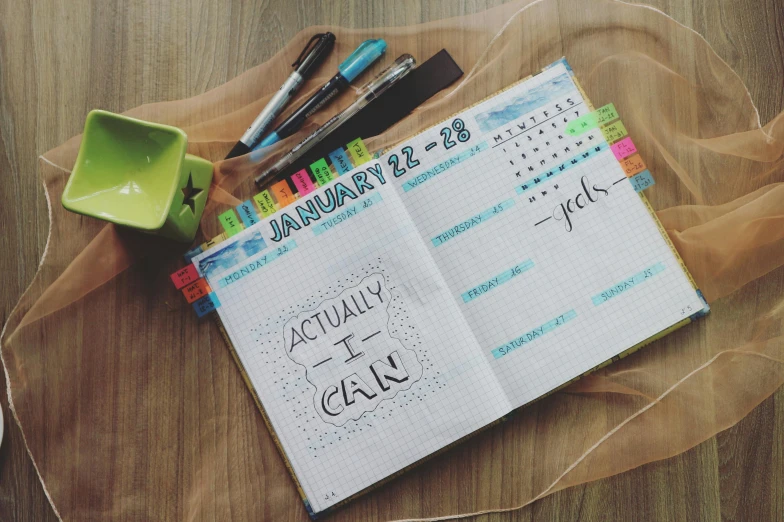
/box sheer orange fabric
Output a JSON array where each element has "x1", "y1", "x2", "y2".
[{"x1": 3, "y1": 0, "x2": 782, "y2": 519}]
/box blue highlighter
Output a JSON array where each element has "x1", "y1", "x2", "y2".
[{"x1": 253, "y1": 39, "x2": 387, "y2": 154}]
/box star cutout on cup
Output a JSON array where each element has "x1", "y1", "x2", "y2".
[{"x1": 181, "y1": 172, "x2": 202, "y2": 214}]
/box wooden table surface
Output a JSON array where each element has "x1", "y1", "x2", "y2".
[{"x1": 1, "y1": 0, "x2": 782, "y2": 520}]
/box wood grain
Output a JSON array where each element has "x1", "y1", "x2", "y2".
[{"x1": 0, "y1": 0, "x2": 781, "y2": 520}]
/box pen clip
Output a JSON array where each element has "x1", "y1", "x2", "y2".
[{"x1": 292, "y1": 33, "x2": 326, "y2": 69}]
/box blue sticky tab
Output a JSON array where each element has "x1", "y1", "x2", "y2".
[
  {"x1": 193, "y1": 293, "x2": 220, "y2": 317},
  {"x1": 630, "y1": 170, "x2": 655, "y2": 192},
  {"x1": 328, "y1": 147, "x2": 353, "y2": 175},
  {"x1": 237, "y1": 200, "x2": 260, "y2": 227}
]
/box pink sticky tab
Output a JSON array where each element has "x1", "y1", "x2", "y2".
[
  {"x1": 611, "y1": 137, "x2": 637, "y2": 160},
  {"x1": 291, "y1": 169, "x2": 316, "y2": 196},
  {"x1": 170, "y1": 264, "x2": 199, "y2": 290}
]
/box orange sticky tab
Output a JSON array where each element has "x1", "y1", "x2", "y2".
[
  {"x1": 170, "y1": 264, "x2": 199, "y2": 289},
  {"x1": 182, "y1": 278, "x2": 212, "y2": 303},
  {"x1": 271, "y1": 180, "x2": 296, "y2": 207},
  {"x1": 620, "y1": 153, "x2": 647, "y2": 177}
]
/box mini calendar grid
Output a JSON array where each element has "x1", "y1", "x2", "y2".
[{"x1": 173, "y1": 58, "x2": 708, "y2": 518}]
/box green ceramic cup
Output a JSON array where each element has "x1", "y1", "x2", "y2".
[{"x1": 62, "y1": 110, "x2": 213, "y2": 242}]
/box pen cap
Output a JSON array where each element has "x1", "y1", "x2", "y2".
[
  {"x1": 338, "y1": 39, "x2": 387, "y2": 83},
  {"x1": 294, "y1": 32, "x2": 336, "y2": 78}
]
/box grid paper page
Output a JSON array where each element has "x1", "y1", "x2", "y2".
[
  {"x1": 191, "y1": 58, "x2": 707, "y2": 514},
  {"x1": 191, "y1": 163, "x2": 510, "y2": 514},
  {"x1": 383, "y1": 59, "x2": 706, "y2": 407}
]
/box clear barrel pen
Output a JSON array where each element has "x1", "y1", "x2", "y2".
[{"x1": 253, "y1": 54, "x2": 416, "y2": 186}]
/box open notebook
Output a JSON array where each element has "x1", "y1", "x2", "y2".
[{"x1": 189, "y1": 58, "x2": 708, "y2": 517}]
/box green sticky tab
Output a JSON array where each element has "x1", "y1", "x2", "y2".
[
  {"x1": 310, "y1": 158, "x2": 333, "y2": 186},
  {"x1": 565, "y1": 113, "x2": 598, "y2": 136},
  {"x1": 595, "y1": 103, "x2": 619, "y2": 125},
  {"x1": 253, "y1": 190, "x2": 277, "y2": 217},
  {"x1": 600, "y1": 120, "x2": 628, "y2": 144},
  {"x1": 347, "y1": 138, "x2": 371, "y2": 166},
  {"x1": 218, "y1": 209, "x2": 242, "y2": 237}
]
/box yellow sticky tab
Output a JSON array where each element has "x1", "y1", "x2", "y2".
[
  {"x1": 347, "y1": 138, "x2": 370, "y2": 166},
  {"x1": 601, "y1": 120, "x2": 628, "y2": 144},
  {"x1": 201, "y1": 232, "x2": 227, "y2": 252},
  {"x1": 253, "y1": 190, "x2": 277, "y2": 217}
]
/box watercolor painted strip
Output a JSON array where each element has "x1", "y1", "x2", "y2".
[
  {"x1": 217, "y1": 240, "x2": 298, "y2": 288},
  {"x1": 197, "y1": 230, "x2": 268, "y2": 278}
]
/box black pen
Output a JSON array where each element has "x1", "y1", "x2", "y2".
[
  {"x1": 249, "y1": 39, "x2": 387, "y2": 160},
  {"x1": 224, "y1": 33, "x2": 336, "y2": 159}
]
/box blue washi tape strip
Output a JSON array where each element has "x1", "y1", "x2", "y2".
[
  {"x1": 329, "y1": 147, "x2": 354, "y2": 175},
  {"x1": 237, "y1": 200, "x2": 260, "y2": 227},
  {"x1": 402, "y1": 142, "x2": 488, "y2": 192},
  {"x1": 312, "y1": 193, "x2": 383, "y2": 236},
  {"x1": 492, "y1": 309, "x2": 577, "y2": 359},
  {"x1": 591, "y1": 262, "x2": 666, "y2": 305},
  {"x1": 462, "y1": 260, "x2": 535, "y2": 303},
  {"x1": 432, "y1": 198, "x2": 514, "y2": 247},
  {"x1": 193, "y1": 293, "x2": 221, "y2": 317},
  {"x1": 630, "y1": 170, "x2": 655, "y2": 192}
]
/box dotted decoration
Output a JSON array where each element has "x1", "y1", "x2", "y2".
[{"x1": 249, "y1": 257, "x2": 446, "y2": 457}]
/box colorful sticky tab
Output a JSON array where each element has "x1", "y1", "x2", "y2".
[
  {"x1": 611, "y1": 137, "x2": 638, "y2": 160},
  {"x1": 218, "y1": 209, "x2": 243, "y2": 237},
  {"x1": 620, "y1": 153, "x2": 647, "y2": 176},
  {"x1": 271, "y1": 180, "x2": 296, "y2": 207},
  {"x1": 291, "y1": 169, "x2": 316, "y2": 196},
  {"x1": 347, "y1": 138, "x2": 370, "y2": 166},
  {"x1": 201, "y1": 232, "x2": 227, "y2": 252},
  {"x1": 193, "y1": 293, "x2": 220, "y2": 317},
  {"x1": 600, "y1": 120, "x2": 628, "y2": 143},
  {"x1": 594, "y1": 103, "x2": 619, "y2": 125},
  {"x1": 170, "y1": 264, "x2": 199, "y2": 289},
  {"x1": 310, "y1": 158, "x2": 333, "y2": 186},
  {"x1": 630, "y1": 170, "x2": 655, "y2": 192},
  {"x1": 182, "y1": 278, "x2": 212, "y2": 303},
  {"x1": 237, "y1": 200, "x2": 260, "y2": 227},
  {"x1": 329, "y1": 147, "x2": 353, "y2": 174},
  {"x1": 253, "y1": 190, "x2": 277, "y2": 217}
]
